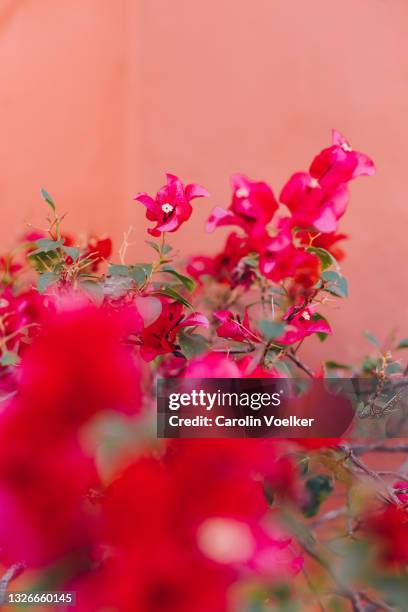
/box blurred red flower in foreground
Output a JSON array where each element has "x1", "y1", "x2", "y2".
[
  {"x1": 134, "y1": 173, "x2": 209, "y2": 237},
  {"x1": 0, "y1": 302, "x2": 142, "y2": 566},
  {"x1": 71, "y1": 440, "x2": 301, "y2": 612},
  {"x1": 365, "y1": 504, "x2": 408, "y2": 566}
]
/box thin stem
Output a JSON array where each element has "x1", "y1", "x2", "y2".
[{"x1": 286, "y1": 350, "x2": 314, "y2": 378}]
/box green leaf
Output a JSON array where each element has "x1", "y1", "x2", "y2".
[
  {"x1": 241, "y1": 255, "x2": 259, "y2": 268},
  {"x1": 108, "y1": 264, "x2": 130, "y2": 277},
  {"x1": 325, "y1": 360, "x2": 352, "y2": 370},
  {"x1": 178, "y1": 332, "x2": 209, "y2": 358},
  {"x1": 385, "y1": 362, "x2": 404, "y2": 374},
  {"x1": 30, "y1": 238, "x2": 64, "y2": 255},
  {"x1": 40, "y1": 187, "x2": 56, "y2": 211},
  {"x1": 312, "y1": 312, "x2": 330, "y2": 342},
  {"x1": 37, "y1": 272, "x2": 58, "y2": 293},
  {"x1": 129, "y1": 263, "x2": 152, "y2": 286},
  {"x1": 161, "y1": 266, "x2": 195, "y2": 292},
  {"x1": 145, "y1": 240, "x2": 161, "y2": 254},
  {"x1": 363, "y1": 330, "x2": 380, "y2": 348},
  {"x1": 109, "y1": 263, "x2": 152, "y2": 287},
  {"x1": 156, "y1": 287, "x2": 192, "y2": 308},
  {"x1": 146, "y1": 241, "x2": 172, "y2": 256},
  {"x1": 397, "y1": 337, "x2": 408, "y2": 349},
  {"x1": 0, "y1": 351, "x2": 20, "y2": 367},
  {"x1": 259, "y1": 319, "x2": 285, "y2": 341},
  {"x1": 307, "y1": 246, "x2": 338, "y2": 270},
  {"x1": 303, "y1": 474, "x2": 333, "y2": 517},
  {"x1": 80, "y1": 280, "x2": 105, "y2": 306},
  {"x1": 62, "y1": 245, "x2": 80, "y2": 261},
  {"x1": 321, "y1": 270, "x2": 348, "y2": 298}
]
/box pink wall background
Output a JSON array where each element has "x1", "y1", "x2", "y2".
[{"x1": 1, "y1": 0, "x2": 407, "y2": 366}]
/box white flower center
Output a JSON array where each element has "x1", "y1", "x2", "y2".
[
  {"x1": 309, "y1": 177, "x2": 320, "y2": 189},
  {"x1": 341, "y1": 143, "x2": 352, "y2": 152},
  {"x1": 236, "y1": 187, "x2": 249, "y2": 198},
  {"x1": 161, "y1": 203, "x2": 174, "y2": 214},
  {"x1": 301, "y1": 311, "x2": 311, "y2": 321}
]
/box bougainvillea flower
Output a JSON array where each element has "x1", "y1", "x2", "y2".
[
  {"x1": 237, "y1": 355, "x2": 283, "y2": 378},
  {"x1": 280, "y1": 172, "x2": 349, "y2": 233},
  {"x1": 85, "y1": 235, "x2": 112, "y2": 270},
  {"x1": 197, "y1": 517, "x2": 303, "y2": 578},
  {"x1": 309, "y1": 130, "x2": 375, "y2": 187},
  {"x1": 0, "y1": 436, "x2": 100, "y2": 566},
  {"x1": 187, "y1": 232, "x2": 255, "y2": 288},
  {"x1": 134, "y1": 173, "x2": 209, "y2": 237},
  {"x1": 0, "y1": 303, "x2": 144, "y2": 566},
  {"x1": 364, "y1": 504, "x2": 408, "y2": 565},
  {"x1": 214, "y1": 310, "x2": 261, "y2": 344},
  {"x1": 71, "y1": 455, "x2": 236, "y2": 612},
  {"x1": 14, "y1": 303, "x2": 143, "y2": 436},
  {"x1": 259, "y1": 219, "x2": 321, "y2": 288},
  {"x1": 140, "y1": 298, "x2": 209, "y2": 361},
  {"x1": 394, "y1": 479, "x2": 408, "y2": 504},
  {"x1": 276, "y1": 304, "x2": 331, "y2": 345},
  {"x1": 206, "y1": 174, "x2": 278, "y2": 243},
  {"x1": 183, "y1": 352, "x2": 241, "y2": 378},
  {"x1": 298, "y1": 230, "x2": 348, "y2": 262}
]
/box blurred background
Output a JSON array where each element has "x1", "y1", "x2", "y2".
[{"x1": 0, "y1": 0, "x2": 407, "y2": 366}]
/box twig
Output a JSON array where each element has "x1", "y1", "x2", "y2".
[
  {"x1": 287, "y1": 350, "x2": 314, "y2": 378},
  {"x1": 309, "y1": 507, "x2": 347, "y2": 527}
]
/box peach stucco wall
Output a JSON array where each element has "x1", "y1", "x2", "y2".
[{"x1": 1, "y1": 0, "x2": 407, "y2": 365}]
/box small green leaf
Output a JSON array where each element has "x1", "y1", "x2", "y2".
[
  {"x1": 129, "y1": 263, "x2": 152, "y2": 286},
  {"x1": 108, "y1": 264, "x2": 130, "y2": 277},
  {"x1": 321, "y1": 270, "x2": 348, "y2": 298},
  {"x1": 325, "y1": 360, "x2": 352, "y2": 371},
  {"x1": 40, "y1": 187, "x2": 56, "y2": 211},
  {"x1": 109, "y1": 263, "x2": 152, "y2": 287},
  {"x1": 62, "y1": 246, "x2": 80, "y2": 261},
  {"x1": 241, "y1": 255, "x2": 259, "y2": 268},
  {"x1": 161, "y1": 266, "x2": 195, "y2": 292},
  {"x1": 363, "y1": 330, "x2": 380, "y2": 348},
  {"x1": 145, "y1": 240, "x2": 161, "y2": 254},
  {"x1": 30, "y1": 238, "x2": 64, "y2": 256},
  {"x1": 37, "y1": 272, "x2": 58, "y2": 293},
  {"x1": 303, "y1": 474, "x2": 333, "y2": 518},
  {"x1": 0, "y1": 351, "x2": 20, "y2": 367},
  {"x1": 146, "y1": 241, "x2": 172, "y2": 256},
  {"x1": 385, "y1": 362, "x2": 404, "y2": 374},
  {"x1": 80, "y1": 280, "x2": 104, "y2": 305},
  {"x1": 178, "y1": 332, "x2": 209, "y2": 358},
  {"x1": 307, "y1": 247, "x2": 338, "y2": 270},
  {"x1": 259, "y1": 320, "x2": 285, "y2": 341},
  {"x1": 397, "y1": 338, "x2": 408, "y2": 349},
  {"x1": 312, "y1": 312, "x2": 330, "y2": 342},
  {"x1": 156, "y1": 287, "x2": 192, "y2": 309}
]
